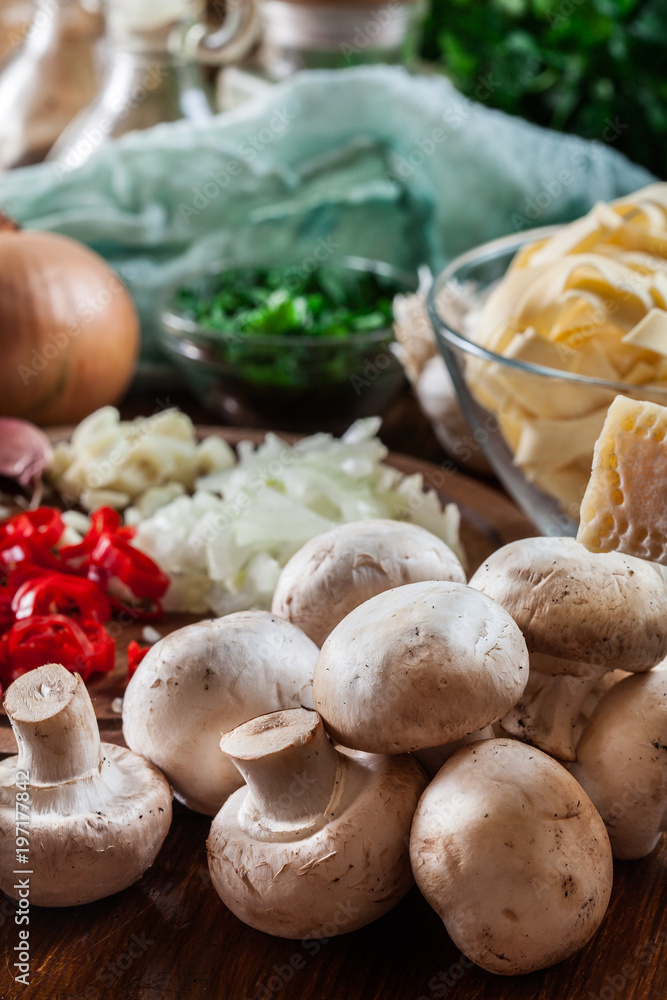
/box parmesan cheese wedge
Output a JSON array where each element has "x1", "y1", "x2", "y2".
[{"x1": 577, "y1": 395, "x2": 667, "y2": 564}]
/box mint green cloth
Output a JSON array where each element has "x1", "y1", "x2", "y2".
[{"x1": 0, "y1": 66, "x2": 653, "y2": 358}]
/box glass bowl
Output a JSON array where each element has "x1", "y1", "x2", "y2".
[
  {"x1": 427, "y1": 227, "x2": 667, "y2": 536},
  {"x1": 158, "y1": 255, "x2": 416, "y2": 434}
]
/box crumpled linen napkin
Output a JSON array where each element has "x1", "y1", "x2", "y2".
[{"x1": 0, "y1": 65, "x2": 653, "y2": 357}]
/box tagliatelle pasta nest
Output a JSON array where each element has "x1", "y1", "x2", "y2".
[{"x1": 468, "y1": 183, "x2": 667, "y2": 516}]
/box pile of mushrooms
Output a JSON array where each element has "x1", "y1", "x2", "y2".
[
  {"x1": 271, "y1": 519, "x2": 466, "y2": 646},
  {"x1": 469, "y1": 536, "x2": 667, "y2": 761},
  {"x1": 122, "y1": 610, "x2": 318, "y2": 814},
  {"x1": 0, "y1": 516, "x2": 664, "y2": 980}
]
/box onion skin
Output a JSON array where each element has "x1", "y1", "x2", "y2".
[{"x1": 0, "y1": 228, "x2": 139, "y2": 425}]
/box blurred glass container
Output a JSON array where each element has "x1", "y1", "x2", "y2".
[
  {"x1": 48, "y1": 0, "x2": 260, "y2": 173},
  {"x1": 0, "y1": 0, "x2": 105, "y2": 170},
  {"x1": 158, "y1": 255, "x2": 416, "y2": 434},
  {"x1": 427, "y1": 229, "x2": 667, "y2": 537},
  {"x1": 220, "y1": 0, "x2": 427, "y2": 109}
]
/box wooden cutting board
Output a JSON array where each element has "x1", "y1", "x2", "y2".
[{"x1": 3, "y1": 428, "x2": 664, "y2": 1000}]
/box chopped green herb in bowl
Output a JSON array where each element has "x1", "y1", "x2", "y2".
[{"x1": 158, "y1": 257, "x2": 417, "y2": 432}]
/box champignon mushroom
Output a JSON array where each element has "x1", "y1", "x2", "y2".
[
  {"x1": 570, "y1": 663, "x2": 667, "y2": 859},
  {"x1": 410, "y1": 738, "x2": 613, "y2": 975},
  {"x1": 501, "y1": 668, "x2": 631, "y2": 762},
  {"x1": 122, "y1": 611, "x2": 317, "y2": 815},
  {"x1": 469, "y1": 536, "x2": 667, "y2": 760},
  {"x1": 206, "y1": 707, "x2": 426, "y2": 938},
  {"x1": 413, "y1": 726, "x2": 495, "y2": 779},
  {"x1": 271, "y1": 519, "x2": 466, "y2": 648},
  {"x1": 0, "y1": 664, "x2": 172, "y2": 907},
  {"x1": 313, "y1": 580, "x2": 528, "y2": 754}
]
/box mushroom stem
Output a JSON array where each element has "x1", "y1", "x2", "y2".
[
  {"x1": 4, "y1": 664, "x2": 102, "y2": 785},
  {"x1": 501, "y1": 667, "x2": 607, "y2": 761},
  {"x1": 219, "y1": 709, "x2": 341, "y2": 832}
]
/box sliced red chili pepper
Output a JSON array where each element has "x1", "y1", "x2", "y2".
[
  {"x1": 0, "y1": 632, "x2": 9, "y2": 680},
  {"x1": 0, "y1": 588, "x2": 12, "y2": 635},
  {"x1": 127, "y1": 640, "x2": 150, "y2": 678},
  {"x1": 0, "y1": 540, "x2": 32, "y2": 581},
  {"x1": 1, "y1": 537, "x2": 76, "y2": 579},
  {"x1": 0, "y1": 504, "x2": 167, "y2": 687},
  {"x1": 7, "y1": 562, "x2": 42, "y2": 589},
  {"x1": 57, "y1": 540, "x2": 91, "y2": 567},
  {"x1": 90, "y1": 535, "x2": 169, "y2": 601},
  {"x1": 1, "y1": 507, "x2": 65, "y2": 549},
  {"x1": 79, "y1": 619, "x2": 115, "y2": 675},
  {"x1": 2, "y1": 615, "x2": 95, "y2": 683},
  {"x1": 5, "y1": 562, "x2": 54, "y2": 595},
  {"x1": 89, "y1": 507, "x2": 122, "y2": 535},
  {"x1": 12, "y1": 573, "x2": 111, "y2": 624},
  {"x1": 59, "y1": 507, "x2": 137, "y2": 568}
]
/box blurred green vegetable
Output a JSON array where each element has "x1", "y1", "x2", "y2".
[
  {"x1": 421, "y1": 0, "x2": 666, "y2": 177},
  {"x1": 176, "y1": 267, "x2": 397, "y2": 341}
]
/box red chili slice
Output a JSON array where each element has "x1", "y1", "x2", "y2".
[
  {"x1": 0, "y1": 540, "x2": 32, "y2": 581},
  {"x1": 127, "y1": 640, "x2": 150, "y2": 678},
  {"x1": 0, "y1": 588, "x2": 12, "y2": 635},
  {"x1": 12, "y1": 573, "x2": 111, "y2": 624},
  {"x1": 79, "y1": 620, "x2": 116, "y2": 675},
  {"x1": 90, "y1": 535, "x2": 169, "y2": 601},
  {"x1": 59, "y1": 507, "x2": 137, "y2": 568},
  {"x1": 1, "y1": 537, "x2": 77, "y2": 581},
  {"x1": 90, "y1": 507, "x2": 122, "y2": 535},
  {"x1": 0, "y1": 504, "x2": 166, "y2": 687},
  {"x1": 1, "y1": 507, "x2": 65, "y2": 549},
  {"x1": 2, "y1": 615, "x2": 96, "y2": 683}
]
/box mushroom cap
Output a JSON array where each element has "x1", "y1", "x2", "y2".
[
  {"x1": 469, "y1": 536, "x2": 667, "y2": 673},
  {"x1": 271, "y1": 519, "x2": 466, "y2": 648},
  {"x1": 122, "y1": 611, "x2": 317, "y2": 815},
  {"x1": 410, "y1": 739, "x2": 613, "y2": 975},
  {"x1": 313, "y1": 580, "x2": 529, "y2": 754},
  {"x1": 0, "y1": 743, "x2": 172, "y2": 906},
  {"x1": 207, "y1": 747, "x2": 426, "y2": 939},
  {"x1": 570, "y1": 663, "x2": 667, "y2": 859}
]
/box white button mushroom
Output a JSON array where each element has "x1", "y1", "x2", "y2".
[
  {"x1": 271, "y1": 519, "x2": 466, "y2": 647},
  {"x1": 410, "y1": 739, "x2": 613, "y2": 975},
  {"x1": 313, "y1": 580, "x2": 529, "y2": 754},
  {"x1": 122, "y1": 611, "x2": 318, "y2": 815},
  {"x1": 570, "y1": 663, "x2": 667, "y2": 859},
  {"x1": 206, "y1": 707, "x2": 427, "y2": 938},
  {"x1": 0, "y1": 664, "x2": 172, "y2": 907},
  {"x1": 413, "y1": 726, "x2": 495, "y2": 778},
  {"x1": 469, "y1": 537, "x2": 667, "y2": 760}
]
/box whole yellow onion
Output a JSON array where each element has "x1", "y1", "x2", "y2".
[{"x1": 0, "y1": 217, "x2": 139, "y2": 425}]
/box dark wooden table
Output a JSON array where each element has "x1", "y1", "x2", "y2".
[
  {"x1": 2, "y1": 803, "x2": 664, "y2": 1000},
  {"x1": 1, "y1": 391, "x2": 665, "y2": 1000}
]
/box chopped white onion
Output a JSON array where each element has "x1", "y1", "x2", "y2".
[{"x1": 133, "y1": 419, "x2": 463, "y2": 615}]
